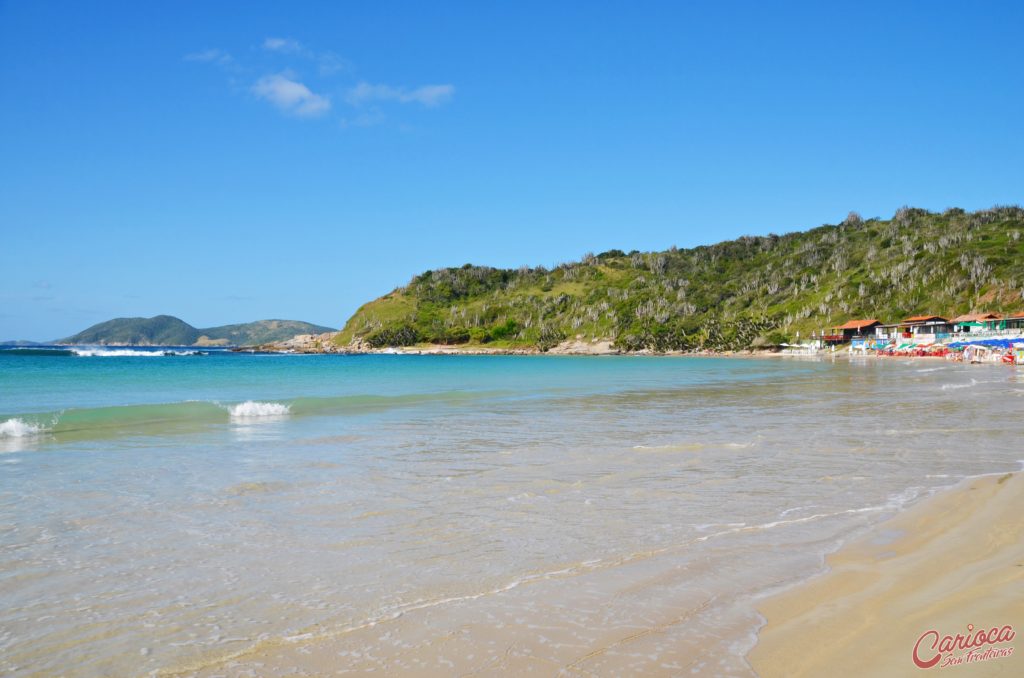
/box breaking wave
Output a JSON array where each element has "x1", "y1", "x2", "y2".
[
  {"x1": 0, "y1": 390, "x2": 497, "y2": 447},
  {"x1": 0, "y1": 418, "x2": 48, "y2": 438},
  {"x1": 227, "y1": 401, "x2": 291, "y2": 418},
  {"x1": 941, "y1": 379, "x2": 977, "y2": 391},
  {"x1": 70, "y1": 348, "x2": 206, "y2": 357},
  {"x1": 0, "y1": 347, "x2": 208, "y2": 357}
]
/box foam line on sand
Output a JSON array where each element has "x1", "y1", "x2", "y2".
[{"x1": 748, "y1": 472, "x2": 1023, "y2": 677}]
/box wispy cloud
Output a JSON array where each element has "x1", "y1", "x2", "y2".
[
  {"x1": 184, "y1": 48, "x2": 234, "y2": 67},
  {"x1": 347, "y1": 82, "x2": 455, "y2": 107},
  {"x1": 262, "y1": 37, "x2": 349, "y2": 75},
  {"x1": 262, "y1": 37, "x2": 309, "y2": 56},
  {"x1": 186, "y1": 38, "x2": 452, "y2": 126},
  {"x1": 251, "y1": 73, "x2": 331, "y2": 117}
]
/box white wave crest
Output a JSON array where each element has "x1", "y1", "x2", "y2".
[
  {"x1": 632, "y1": 442, "x2": 705, "y2": 452},
  {"x1": 228, "y1": 401, "x2": 290, "y2": 418},
  {"x1": 633, "y1": 440, "x2": 755, "y2": 452},
  {"x1": 941, "y1": 379, "x2": 977, "y2": 391},
  {"x1": 0, "y1": 418, "x2": 46, "y2": 438},
  {"x1": 71, "y1": 348, "x2": 204, "y2": 357}
]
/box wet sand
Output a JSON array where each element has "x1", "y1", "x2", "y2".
[{"x1": 749, "y1": 472, "x2": 1023, "y2": 677}]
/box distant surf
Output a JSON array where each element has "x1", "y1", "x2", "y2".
[
  {"x1": 70, "y1": 348, "x2": 207, "y2": 357},
  {"x1": 0, "y1": 346, "x2": 209, "y2": 357}
]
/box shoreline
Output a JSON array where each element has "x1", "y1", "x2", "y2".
[
  {"x1": 747, "y1": 471, "x2": 1023, "y2": 677},
  {"x1": 245, "y1": 335, "x2": 820, "y2": 358},
  {"x1": 250, "y1": 332, "x2": 1024, "y2": 362}
]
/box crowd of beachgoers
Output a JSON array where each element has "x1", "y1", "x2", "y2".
[{"x1": 871, "y1": 337, "x2": 1022, "y2": 364}]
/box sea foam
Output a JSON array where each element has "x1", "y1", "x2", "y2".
[
  {"x1": 941, "y1": 379, "x2": 977, "y2": 391},
  {"x1": 228, "y1": 401, "x2": 291, "y2": 418},
  {"x1": 71, "y1": 348, "x2": 205, "y2": 357},
  {"x1": 0, "y1": 418, "x2": 46, "y2": 438}
]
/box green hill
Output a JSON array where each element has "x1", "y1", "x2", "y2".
[
  {"x1": 61, "y1": 316, "x2": 334, "y2": 347},
  {"x1": 336, "y1": 206, "x2": 1024, "y2": 352},
  {"x1": 200, "y1": 320, "x2": 336, "y2": 346},
  {"x1": 62, "y1": 315, "x2": 200, "y2": 346}
]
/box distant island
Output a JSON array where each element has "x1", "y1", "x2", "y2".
[
  {"x1": 59, "y1": 315, "x2": 335, "y2": 347},
  {"x1": 324, "y1": 205, "x2": 1023, "y2": 353}
]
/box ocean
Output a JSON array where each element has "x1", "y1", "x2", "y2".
[{"x1": 1, "y1": 349, "x2": 1021, "y2": 676}]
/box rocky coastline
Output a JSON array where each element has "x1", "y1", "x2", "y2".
[{"x1": 238, "y1": 332, "x2": 775, "y2": 357}]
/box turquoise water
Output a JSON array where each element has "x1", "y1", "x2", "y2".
[
  {"x1": 1, "y1": 350, "x2": 784, "y2": 413},
  {"x1": 1, "y1": 351, "x2": 1022, "y2": 676}
]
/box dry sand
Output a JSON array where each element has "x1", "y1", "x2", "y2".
[{"x1": 749, "y1": 472, "x2": 1023, "y2": 677}]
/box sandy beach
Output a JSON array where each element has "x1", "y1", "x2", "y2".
[{"x1": 749, "y1": 472, "x2": 1023, "y2": 677}]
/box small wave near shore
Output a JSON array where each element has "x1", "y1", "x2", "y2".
[{"x1": 226, "y1": 401, "x2": 291, "y2": 418}]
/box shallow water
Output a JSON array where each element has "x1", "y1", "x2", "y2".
[{"x1": 1, "y1": 352, "x2": 1021, "y2": 675}]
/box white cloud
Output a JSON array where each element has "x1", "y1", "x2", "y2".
[
  {"x1": 262, "y1": 37, "x2": 309, "y2": 56},
  {"x1": 251, "y1": 73, "x2": 331, "y2": 117},
  {"x1": 186, "y1": 40, "x2": 453, "y2": 124},
  {"x1": 184, "y1": 49, "x2": 234, "y2": 67},
  {"x1": 347, "y1": 82, "x2": 455, "y2": 107}
]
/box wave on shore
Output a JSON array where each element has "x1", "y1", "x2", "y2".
[
  {"x1": 227, "y1": 401, "x2": 291, "y2": 418},
  {"x1": 0, "y1": 418, "x2": 47, "y2": 438},
  {"x1": 0, "y1": 390, "x2": 505, "y2": 445}
]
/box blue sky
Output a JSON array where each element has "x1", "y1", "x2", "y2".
[{"x1": 2, "y1": 1, "x2": 1022, "y2": 340}]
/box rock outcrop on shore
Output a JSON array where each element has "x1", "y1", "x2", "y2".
[{"x1": 255, "y1": 332, "x2": 348, "y2": 353}]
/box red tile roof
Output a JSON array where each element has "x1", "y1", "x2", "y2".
[
  {"x1": 834, "y1": 319, "x2": 881, "y2": 330},
  {"x1": 951, "y1": 312, "x2": 1003, "y2": 323},
  {"x1": 903, "y1": 315, "x2": 949, "y2": 323}
]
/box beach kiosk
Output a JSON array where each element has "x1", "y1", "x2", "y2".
[{"x1": 823, "y1": 319, "x2": 881, "y2": 345}]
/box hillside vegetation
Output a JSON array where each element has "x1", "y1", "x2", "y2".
[
  {"x1": 62, "y1": 316, "x2": 335, "y2": 346},
  {"x1": 336, "y1": 206, "x2": 1024, "y2": 351}
]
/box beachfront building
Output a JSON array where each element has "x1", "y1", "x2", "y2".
[
  {"x1": 822, "y1": 319, "x2": 881, "y2": 344},
  {"x1": 952, "y1": 312, "x2": 1004, "y2": 334},
  {"x1": 874, "y1": 315, "x2": 953, "y2": 342}
]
